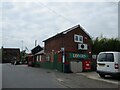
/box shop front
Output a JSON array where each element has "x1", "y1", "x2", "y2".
[{"x1": 64, "y1": 52, "x2": 91, "y2": 73}]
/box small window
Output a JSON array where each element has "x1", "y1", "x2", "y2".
[
  {"x1": 37, "y1": 56, "x2": 39, "y2": 62},
  {"x1": 79, "y1": 36, "x2": 82, "y2": 42},
  {"x1": 106, "y1": 53, "x2": 114, "y2": 62},
  {"x1": 98, "y1": 53, "x2": 106, "y2": 62},
  {"x1": 39, "y1": 55, "x2": 42, "y2": 61},
  {"x1": 46, "y1": 55, "x2": 50, "y2": 61},
  {"x1": 75, "y1": 35, "x2": 79, "y2": 42},
  {"x1": 74, "y1": 34, "x2": 83, "y2": 43}
]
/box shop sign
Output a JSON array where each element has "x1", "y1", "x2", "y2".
[{"x1": 69, "y1": 53, "x2": 89, "y2": 59}]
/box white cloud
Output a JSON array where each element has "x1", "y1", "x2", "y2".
[
  {"x1": 1, "y1": 0, "x2": 120, "y2": 2},
  {"x1": 1, "y1": 1, "x2": 118, "y2": 51}
]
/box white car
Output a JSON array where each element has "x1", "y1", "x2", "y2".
[{"x1": 97, "y1": 51, "x2": 120, "y2": 78}]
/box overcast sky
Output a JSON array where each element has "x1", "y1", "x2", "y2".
[{"x1": 0, "y1": 0, "x2": 119, "y2": 52}]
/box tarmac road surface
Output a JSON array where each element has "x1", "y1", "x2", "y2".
[
  {"x1": 2, "y1": 64, "x2": 66, "y2": 88},
  {"x1": 2, "y1": 63, "x2": 119, "y2": 89}
]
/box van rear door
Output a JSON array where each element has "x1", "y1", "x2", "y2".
[
  {"x1": 97, "y1": 53, "x2": 107, "y2": 72},
  {"x1": 97, "y1": 53, "x2": 117, "y2": 73},
  {"x1": 105, "y1": 53, "x2": 115, "y2": 73},
  {"x1": 118, "y1": 52, "x2": 120, "y2": 72},
  {"x1": 114, "y1": 52, "x2": 120, "y2": 72}
]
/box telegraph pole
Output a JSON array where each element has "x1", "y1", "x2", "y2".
[
  {"x1": 21, "y1": 40, "x2": 23, "y2": 52},
  {"x1": 35, "y1": 40, "x2": 37, "y2": 47},
  {"x1": 21, "y1": 40, "x2": 23, "y2": 61}
]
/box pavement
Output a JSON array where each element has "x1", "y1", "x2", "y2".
[
  {"x1": 76, "y1": 71, "x2": 120, "y2": 85},
  {"x1": 54, "y1": 70, "x2": 118, "y2": 88}
]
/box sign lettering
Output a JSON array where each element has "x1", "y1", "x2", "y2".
[{"x1": 69, "y1": 53, "x2": 89, "y2": 59}]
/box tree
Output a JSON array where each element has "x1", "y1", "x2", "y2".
[{"x1": 92, "y1": 37, "x2": 120, "y2": 54}]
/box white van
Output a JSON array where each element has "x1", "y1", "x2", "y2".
[{"x1": 97, "y1": 52, "x2": 120, "y2": 78}]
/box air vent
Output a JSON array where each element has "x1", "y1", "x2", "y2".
[{"x1": 78, "y1": 44, "x2": 88, "y2": 50}]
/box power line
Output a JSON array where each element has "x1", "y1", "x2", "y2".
[{"x1": 39, "y1": 2, "x2": 76, "y2": 25}]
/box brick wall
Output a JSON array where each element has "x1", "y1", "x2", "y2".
[{"x1": 44, "y1": 26, "x2": 91, "y2": 55}]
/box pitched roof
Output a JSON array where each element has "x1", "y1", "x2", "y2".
[
  {"x1": 2, "y1": 48, "x2": 20, "y2": 50},
  {"x1": 35, "y1": 50, "x2": 44, "y2": 55},
  {"x1": 43, "y1": 25, "x2": 91, "y2": 42},
  {"x1": 31, "y1": 45, "x2": 43, "y2": 54}
]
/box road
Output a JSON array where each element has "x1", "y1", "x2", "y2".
[
  {"x1": 2, "y1": 63, "x2": 119, "y2": 89},
  {"x1": 2, "y1": 64, "x2": 65, "y2": 88}
]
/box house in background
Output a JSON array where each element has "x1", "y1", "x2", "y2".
[
  {"x1": 34, "y1": 25, "x2": 92, "y2": 72},
  {"x1": 31, "y1": 45, "x2": 43, "y2": 55},
  {"x1": 27, "y1": 45, "x2": 43, "y2": 66},
  {"x1": 2, "y1": 47, "x2": 20, "y2": 63}
]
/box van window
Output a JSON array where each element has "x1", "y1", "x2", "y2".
[
  {"x1": 98, "y1": 53, "x2": 106, "y2": 62},
  {"x1": 106, "y1": 53, "x2": 114, "y2": 62},
  {"x1": 98, "y1": 53, "x2": 114, "y2": 62}
]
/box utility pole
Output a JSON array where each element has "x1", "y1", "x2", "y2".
[
  {"x1": 35, "y1": 40, "x2": 37, "y2": 47},
  {"x1": 21, "y1": 40, "x2": 23, "y2": 61},
  {"x1": 21, "y1": 40, "x2": 23, "y2": 52}
]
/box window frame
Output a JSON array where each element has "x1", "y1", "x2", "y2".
[{"x1": 74, "y1": 34, "x2": 83, "y2": 43}]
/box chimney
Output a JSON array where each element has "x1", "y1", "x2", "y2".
[{"x1": 35, "y1": 40, "x2": 37, "y2": 47}]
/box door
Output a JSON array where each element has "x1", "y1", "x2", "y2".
[
  {"x1": 105, "y1": 53, "x2": 114, "y2": 73},
  {"x1": 97, "y1": 53, "x2": 107, "y2": 72},
  {"x1": 97, "y1": 53, "x2": 114, "y2": 73}
]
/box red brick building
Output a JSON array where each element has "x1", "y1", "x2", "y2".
[
  {"x1": 40, "y1": 25, "x2": 92, "y2": 72},
  {"x1": 44, "y1": 25, "x2": 91, "y2": 55}
]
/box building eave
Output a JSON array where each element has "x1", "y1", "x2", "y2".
[{"x1": 43, "y1": 24, "x2": 91, "y2": 42}]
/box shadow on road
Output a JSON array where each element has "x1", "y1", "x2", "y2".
[{"x1": 103, "y1": 75, "x2": 120, "y2": 81}]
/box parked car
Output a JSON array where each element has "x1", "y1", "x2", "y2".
[{"x1": 96, "y1": 51, "x2": 120, "y2": 78}]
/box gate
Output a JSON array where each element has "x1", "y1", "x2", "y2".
[
  {"x1": 53, "y1": 54, "x2": 63, "y2": 72},
  {"x1": 53, "y1": 54, "x2": 58, "y2": 69}
]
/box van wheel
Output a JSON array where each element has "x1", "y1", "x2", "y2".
[{"x1": 99, "y1": 74, "x2": 105, "y2": 78}]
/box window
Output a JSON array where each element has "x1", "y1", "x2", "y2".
[
  {"x1": 37, "y1": 56, "x2": 39, "y2": 62},
  {"x1": 46, "y1": 55, "x2": 50, "y2": 61},
  {"x1": 98, "y1": 53, "x2": 106, "y2": 62},
  {"x1": 106, "y1": 53, "x2": 114, "y2": 62},
  {"x1": 98, "y1": 53, "x2": 114, "y2": 62},
  {"x1": 74, "y1": 34, "x2": 83, "y2": 43},
  {"x1": 39, "y1": 55, "x2": 42, "y2": 61}
]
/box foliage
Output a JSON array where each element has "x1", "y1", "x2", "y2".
[
  {"x1": 92, "y1": 36, "x2": 120, "y2": 54},
  {"x1": 20, "y1": 50, "x2": 28, "y2": 61}
]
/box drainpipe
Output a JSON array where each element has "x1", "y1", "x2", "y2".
[{"x1": 61, "y1": 47, "x2": 65, "y2": 72}]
